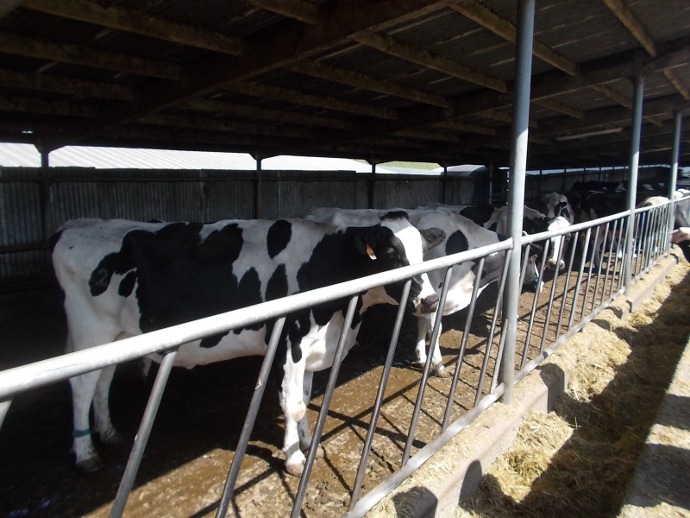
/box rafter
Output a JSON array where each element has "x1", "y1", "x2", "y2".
[
  {"x1": 352, "y1": 30, "x2": 507, "y2": 92},
  {"x1": 231, "y1": 82, "x2": 399, "y2": 120},
  {"x1": 288, "y1": 59, "x2": 450, "y2": 108},
  {"x1": 248, "y1": 0, "x2": 321, "y2": 25},
  {"x1": 601, "y1": 0, "x2": 656, "y2": 56},
  {"x1": 22, "y1": 0, "x2": 243, "y2": 55},
  {"x1": 449, "y1": 0, "x2": 578, "y2": 76},
  {"x1": 0, "y1": 31, "x2": 182, "y2": 79}
]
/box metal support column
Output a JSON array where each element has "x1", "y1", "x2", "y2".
[
  {"x1": 668, "y1": 112, "x2": 682, "y2": 248},
  {"x1": 39, "y1": 149, "x2": 51, "y2": 242},
  {"x1": 624, "y1": 73, "x2": 644, "y2": 288},
  {"x1": 500, "y1": 0, "x2": 535, "y2": 404},
  {"x1": 255, "y1": 156, "x2": 263, "y2": 219}
]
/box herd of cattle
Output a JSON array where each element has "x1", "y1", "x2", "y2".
[{"x1": 46, "y1": 179, "x2": 690, "y2": 476}]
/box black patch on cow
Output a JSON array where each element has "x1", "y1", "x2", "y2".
[
  {"x1": 266, "y1": 264, "x2": 288, "y2": 301},
  {"x1": 522, "y1": 215, "x2": 549, "y2": 235},
  {"x1": 459, "y1": 205, "x2": 496, "y2": 227},
  {"x1": 119, "y1": 271, "x2": 137, "y2": 297},
  {"x1": 445, "y1": 230, "x2": 469, "y2": 256},
  {"x1": 267, "y1": 220, "x2": 292, "y2": 259},
  {"x1": 89, "y1": 222, "x2": 252, "y2": 339}
]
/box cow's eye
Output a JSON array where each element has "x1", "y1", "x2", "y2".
[{"x1": 386, "y1": 247, "x2": 397, "y2": 258}]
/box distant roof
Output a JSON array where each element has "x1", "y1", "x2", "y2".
[{"x1": 0, "y1": 143, "x2": 394, "y2": 172}]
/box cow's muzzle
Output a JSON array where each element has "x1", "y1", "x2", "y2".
[{"x1": 546, "y1": 258, "x2": 566, "y2": 270}]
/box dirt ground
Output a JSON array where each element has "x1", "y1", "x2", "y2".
[{"x1": 0, "y1": 249, "x2": 661, "y2": 517}]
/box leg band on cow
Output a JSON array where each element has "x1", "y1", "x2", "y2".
[{"x1": 73, "y1": 428, "x2": 91, "y2": 438}]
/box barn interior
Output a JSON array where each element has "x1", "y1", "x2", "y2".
[{"x1": 1, "y1": 1, "x2": 690, "y2": 517}]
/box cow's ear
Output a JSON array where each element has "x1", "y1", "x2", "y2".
[
  {"x1": 420, "y1": 227, "x2": 446, "y2": 251},
  {"x1": 365, "y1": 243, "x2": 377, "y2": 260}
]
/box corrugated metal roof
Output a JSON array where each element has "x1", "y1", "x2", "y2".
[{"x1": 0, "y1": 143, "x2": 394, "y2": 172}]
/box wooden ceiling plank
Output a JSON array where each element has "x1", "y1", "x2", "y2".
[
  {"x1": 45, "y1": 0, "x2": 449, "y2": 147},
  {"x1": 0, "y1": 68, "x2": 135, "y2": 101},
  {"x1": 289, "y1": 59, "x2": 450, "y2": 108},
  {"x1": 141, "y1": 113, "x2": 316, "y2": 140},
  {"x1": 601, "y1": 0, "x2": 657, "y2": 56},
  {"x1": 232, "y1": 82, "x2": 399, "y2": 120},
  {"x1": 249, "y1": 0, "x2": 321, "y2": 25},
  {"x1": 353, "y1": 30, "x2": 508, "y2": 93},
  {"x1": 0, "y1": 31, "x2": 182, "y2": 79},
  {"x1": 183, "y1": 98, "x2": 356, "y2": 130},
  {"x1": 431, "y1": 120, "x2": 498, "y2": 136},
  {"x1": 664, "y1": 68, "x2": 690, "y2": 100},
  {"x1": 0, "y1": 95, "x2": 100, "y2": 117},
  {"x1": 22, "y1": 0, "x2": 243, "y2": 55},
  {"x1": 449, "y1": 0, "x2": 578, "y2": 76},
  {"x1": 533, "y1": 98, "x2": 584, "y2": 118}
]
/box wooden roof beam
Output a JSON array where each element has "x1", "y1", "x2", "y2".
[
  {"x1": 0, "y1": 31, "x2": 182, "y2": 79},
  {"x1": 231, "y1": 82, "x2": 399, "y2": 120},
  {"x1": 22, "y1": 0, "x2": 243, "y2": 55},
  {"x1": 288, "y1": 59, "x2": 450, "y2": 108},
  {"x1": 601, "y1": 0, "x2": 656, "y2": 56},
  {"x1": 449, "y1": 0, "x2": 578, "y2": 76},
  {"x1": 249, "y1": 0, "x2": 321, "y2": 25},
  {"x1": 602, "y1": 1, "x2": 690, "y2": 101},
  {"x1": 183, "y1": 98, "x2": 356, "y2": 131},
  {"x1": 0, "y1": 68, "x2": 134, "y2": 101},
  {"x1": 352, "y1": 30, "x2": 508, "y2": 93}
]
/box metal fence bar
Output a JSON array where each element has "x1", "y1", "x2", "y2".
[
  {"x1": 401, "y1": 267, "x2": 453, "y2": 466},
  {"x1": 291, "y1": 295, "x2": 360, "y2": 518},
  {"x1": 111, "y1": 349, "x2": 178, "y2": 517},
  {"x1": 349, "y1": 281, "x2": 412, "y2": 510},
  {"x1": 442, "y1": 258, "x2": 485, "y2": 431},
  {"x1": 216, "y1": 316, "x2": 287, "y2": 517}
]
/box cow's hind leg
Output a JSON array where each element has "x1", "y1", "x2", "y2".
[
  {"x1": 92, "y1": 364, "x2": 123, "y2": 447},
  {"x1": 70, "y1": 369, "x2": 104, "y2": 473}
]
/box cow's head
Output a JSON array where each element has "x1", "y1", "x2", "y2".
[{"x1": 359, "y1": 211, "x2": 445, "y2": 316}]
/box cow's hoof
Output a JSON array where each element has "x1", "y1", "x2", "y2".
[
  {"x1": 76, "y1": 456, "x2": 103, "y2": 474},
  {"x1": 100, "y1": 429, "x2": 124, "y2": 446},
  {"x1": 434, "y1": 365, "x2": 451, "y2": 378},
  {"x1": 285, "y1": 461, "x2": 304, "y2": 477},
  {"x1": 314, "y1": 444, "x2": 325, "y2": 459}
]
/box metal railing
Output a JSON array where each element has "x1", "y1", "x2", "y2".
[{"x1": 0, "y1": 199, "x2": 684, "y2": 517}]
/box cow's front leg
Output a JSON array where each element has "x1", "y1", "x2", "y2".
[
  {"x1": 70, "y1": 369, "x2": 103, "y2": 473},
  {"x1": 280, "y1": 354, "x2": 308, "y2": 476},
  {"x1": 297, "y1": 371, "x2": 324, "y2": 460},
  {"x1": 416, "y1": 315, "x2": 449, "y2": 378},
  {"x1": 92, "y1": 364, "x2": 123, "y2": 447}
]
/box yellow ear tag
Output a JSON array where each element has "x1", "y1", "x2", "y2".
[{"x1": 366, "y1": 243, "x2": 377, "y2": 260}]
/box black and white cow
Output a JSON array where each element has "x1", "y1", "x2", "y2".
[
  {"x1": 50, "y1": 214, "x2": 445, "y2": 476},
  {"x1": 308, "y1": 207, "x2": 541, "y2": 378},
  {"x1": 453, "y1": 204, "x2": 571, "y2": 271},
  {"x1": 540, "y1": 192, "x2": 575, "y2": 225}
]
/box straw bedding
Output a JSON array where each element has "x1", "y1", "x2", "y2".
[{"x1": 458, "y1": 259, "x2": 690, "y2": 517}]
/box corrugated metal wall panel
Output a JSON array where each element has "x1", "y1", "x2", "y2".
[{"x1": 0, "y1": 167, "x2": 491, "y2": 288}]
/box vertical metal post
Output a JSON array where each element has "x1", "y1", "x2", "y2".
[
  {"x1": 624, "y1": 73, "x2": 644, "y2": 288},
  {"x1": 669, "y1": 112, "x2": 681, "y2": 199},
  {"x1": 500, "y1": 0, "x2": 535, "y2": 404},
  {"x1": 39, "y1": 149, "x2": 52, "y2": 242},
  {"x1": 368, "y1": 163, "x2": 376, "y2": 208},
  {"x1": 668, "y1": 112, "x2": 683, "y2": 245},
  {"x1": 255, "y1": 156, "x2": 263, "y2": 219}
]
